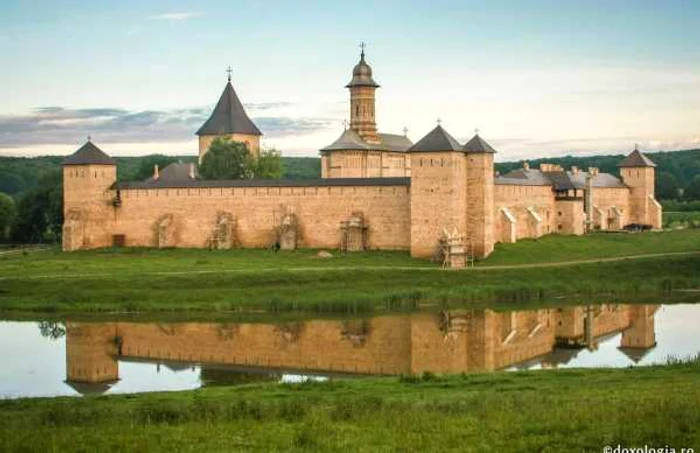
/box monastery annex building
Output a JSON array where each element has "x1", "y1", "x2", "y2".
[{"x1": 62, "y1": 49, "x2": 662, "y2": 262}]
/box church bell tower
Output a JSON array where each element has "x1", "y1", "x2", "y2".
[{"x1": 346, "y1": 44, "x2": 380, "y2": 144}]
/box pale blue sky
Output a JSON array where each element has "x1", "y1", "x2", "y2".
[{"x1": 1, "y1": 0, "x2": 698, "y2": 160}]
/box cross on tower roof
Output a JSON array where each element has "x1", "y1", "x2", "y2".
[
  {"x1": 359, "y1": 41, "x2": 366, "y2": 58},
  {"x1": 226, "y1": 66, "x2": 232, "y2": 82},
  {"x1": 437, "y1": 118, "x2": 442, "y2": 126},
  {"x1": 342, "y1": 119, "x2": 348, "y2": 130},
  {"x1": 403, "y1": 126, "x2": 409, "y2": 137}
]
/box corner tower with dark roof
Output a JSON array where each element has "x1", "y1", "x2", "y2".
[
  {"x1": 619, "y1": 146, "x2": 661, "y2": 228},
  {"x1": 196, "y1": 73, "x2": 263, "y2": 163},
  {"x1": 62, "y1": 139, "x2": 117, "y2": 251},
  {"x1": 407, "y1": 124, "x2": 468, "y2": 258},
  {"x1": 463, "y1": 133, "x2": 496, "y2": 258}
]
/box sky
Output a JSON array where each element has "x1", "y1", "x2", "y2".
[{"x1": 1, "y1": 0, "x2": 699, "y2": 161}]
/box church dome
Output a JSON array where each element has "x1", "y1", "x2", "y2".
[{"x1": 346, "y1": 51, "x2": 380, "y2": 88}]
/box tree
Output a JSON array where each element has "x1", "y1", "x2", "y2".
[
  {"x1": 198, "y1": 138, "x2": 251, "y2": 180},
  {"x1": 249, "y1": 148, "x2": 283, "y2": 179},
  {"x1": 0, "y1": 171, "x2": 27, "y2": 195},
  {"x1": 0, "y1": 192, "x2": 16, "y2": 241},
  {"x1": 685, "y1": 175, "x2": 700, "y2": 201},
  {"x1": 655, "y1": 172, "x2": 680, "y2": 200},
  {"x1": 11, "y1": 169, "x2": 63, "y2": 243}
]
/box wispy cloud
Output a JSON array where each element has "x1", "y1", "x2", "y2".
[
  {"x1": 149, "y1": 12, "x2": 203, "y2": 21},
  {"x1": 0, "y1": 106, "x2": 331, "y2": 148}
]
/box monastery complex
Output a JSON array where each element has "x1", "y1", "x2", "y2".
[{"x1": 62, "y1": 49, "x2": 662, "y2": 262}]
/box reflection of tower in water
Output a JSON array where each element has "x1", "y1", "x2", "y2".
[{"x1": 64, "y1": 322, "x2": 119, "y2": 394}]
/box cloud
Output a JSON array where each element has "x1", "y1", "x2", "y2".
[
  {"x1": 0, "y1": 106, "x2": 331, "y2": 148},
  {"x1": 149, "y1": 12, "x2": 202, "y2": 21}
]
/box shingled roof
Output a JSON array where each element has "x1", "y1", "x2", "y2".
[
  {"x1": 618, "y1": 149, "x2": 656, "y2": 167},
  {"x1": 320, "y1": 128, "x2": 371, "y2": 151},
  {"x1": 463, "y1": 134, "x2": 497, "y2": 153},
  {"x1": 320, "y1": 130, "x2": 413, "y2": 152},
  {"x1": 196, "y1": 81, "x2": 262, "y2": 136},
  {"x1": 62, "y1": 140, "x2": 116, "y2": 166},
  {"x1": 407, "y1": 125, "x2": 462, "y2": 152}
]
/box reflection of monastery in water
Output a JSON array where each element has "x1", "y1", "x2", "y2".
[{"x1": 64, "y1": 304, "x2": 658, "y2": 393}]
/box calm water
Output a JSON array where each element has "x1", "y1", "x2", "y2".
[{"x1": 1, "y1": 303, "x2": 699, "y2": 399}]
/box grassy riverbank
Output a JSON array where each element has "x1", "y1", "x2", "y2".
[
  {"x1": 0, "y1": 230, "x2": 698, "y2": 314},
  {"x1": 2, "y1": 360, "x2": 699, "y2": 452}
]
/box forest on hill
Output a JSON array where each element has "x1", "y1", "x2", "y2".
[{"x1": 0, "y1": 148, "x2": 698, "y2": 243}]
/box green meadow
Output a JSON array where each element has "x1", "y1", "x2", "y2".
[
  {"x1": 0, "y1": 230, "x2": 698, "y2": 314},
  {"x1": 2, "y1": 358, "x2": 699, "y2": 452}
]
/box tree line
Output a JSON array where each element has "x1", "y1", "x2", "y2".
[
  {"x1": 0, "y1": 143, "x2": 697, "y2": 244},
  {"x1": 0, "y1": 138, "x2": 321, "y2": 243}
]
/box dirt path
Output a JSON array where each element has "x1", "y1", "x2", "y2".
[{"x1": 1, "y1": 250, "x2": 698, "y2": 281}]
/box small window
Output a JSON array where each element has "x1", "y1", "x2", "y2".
[{"x1": 558, "y1": 224, "x2": 563, "y2": 230}]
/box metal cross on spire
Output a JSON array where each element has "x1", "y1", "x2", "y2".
[
  {"x1": 474, "y1": 128, "x2": 480, "y2": 136},
  {"x1": 437, "y1": 118, "x2": 442, "y2": 126},
  {"x1": 403, "y1": 126, "x2": 409, "y2": 137},
  {"x1": 87, "y1": 134, "x2": 91, "y2": 142},
  {"x1": 226, "y1": 66, "x2": 233, "y2": 82},
  {"x1": 359, "y1": 41, "x2": 366, "y2": 57},
  {"x1": 342, "y1": 119, "x2": 349, "y2": 130}
]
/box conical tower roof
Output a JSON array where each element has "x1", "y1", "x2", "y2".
[
  {"x1": 618, "y1": 149, "x2": 656, "y2": 167},
  {"x1": 62, "y1": 140, "x2": 116, "y2": 166},
  {"x1": 196, "y1": 81, "x2": 262, "y2": 136},
  {"x1": 408, "y1": 125, "x2": 462, "y2": 152},
  {"x1": 463, "y1": 134, "x2": 497, "y2": 153}
]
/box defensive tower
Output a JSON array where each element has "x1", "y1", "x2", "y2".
[{"x1": 618, "y1": 146, "x2": 661, "y2": 228}]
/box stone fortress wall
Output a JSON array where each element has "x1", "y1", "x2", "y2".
[{"x1": 105, "y1": 182, "x2": 410, "y2": 250}]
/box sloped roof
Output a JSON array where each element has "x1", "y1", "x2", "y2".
[
  {"x1": 618, "y1": 149, "x2": 656, "y2": 167},
  {"x1": 569, "y1": 171, "x2": 627, "y2": 189},
  {"x1": 62, "y1": 141, "x2": 116, "y2": 166},
  {"x1": 497, "y1": 168, "x2": 627, "y2": 189},
  {"x1": 378, "y1": 133, "x2": 413, "y2": 151},
  {"x1": 496, "y1": 169, "x2": 554, "y2": 186},
  {"x1": 145, "y1": 162, "x2": 199, "y2": 183},
  {"x1": 196, "y1": 81, "x2": 262, "y2": 136},
  {"x1": 463, "y1": 134, "x2": 497, "y2": 153},
  {"x1": 407, "y1": 125, "x2": 462, "y2": 152},
  {"x1": 320, "y1": 130, "x2": 413, "y2": 152},
  {"x1": 320, "y1": 128, "x2": 371, "y2": 151},
  {"x1": 116, "y1": 177, "x2": 410, "y2": 190}
]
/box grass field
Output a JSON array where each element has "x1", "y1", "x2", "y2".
[
  {"x1": 2, "y1": 358, "x2": 699, "y2": 452},
  {"x1": 0, "y1": 230, "x2": 698, "y2": 314}
]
